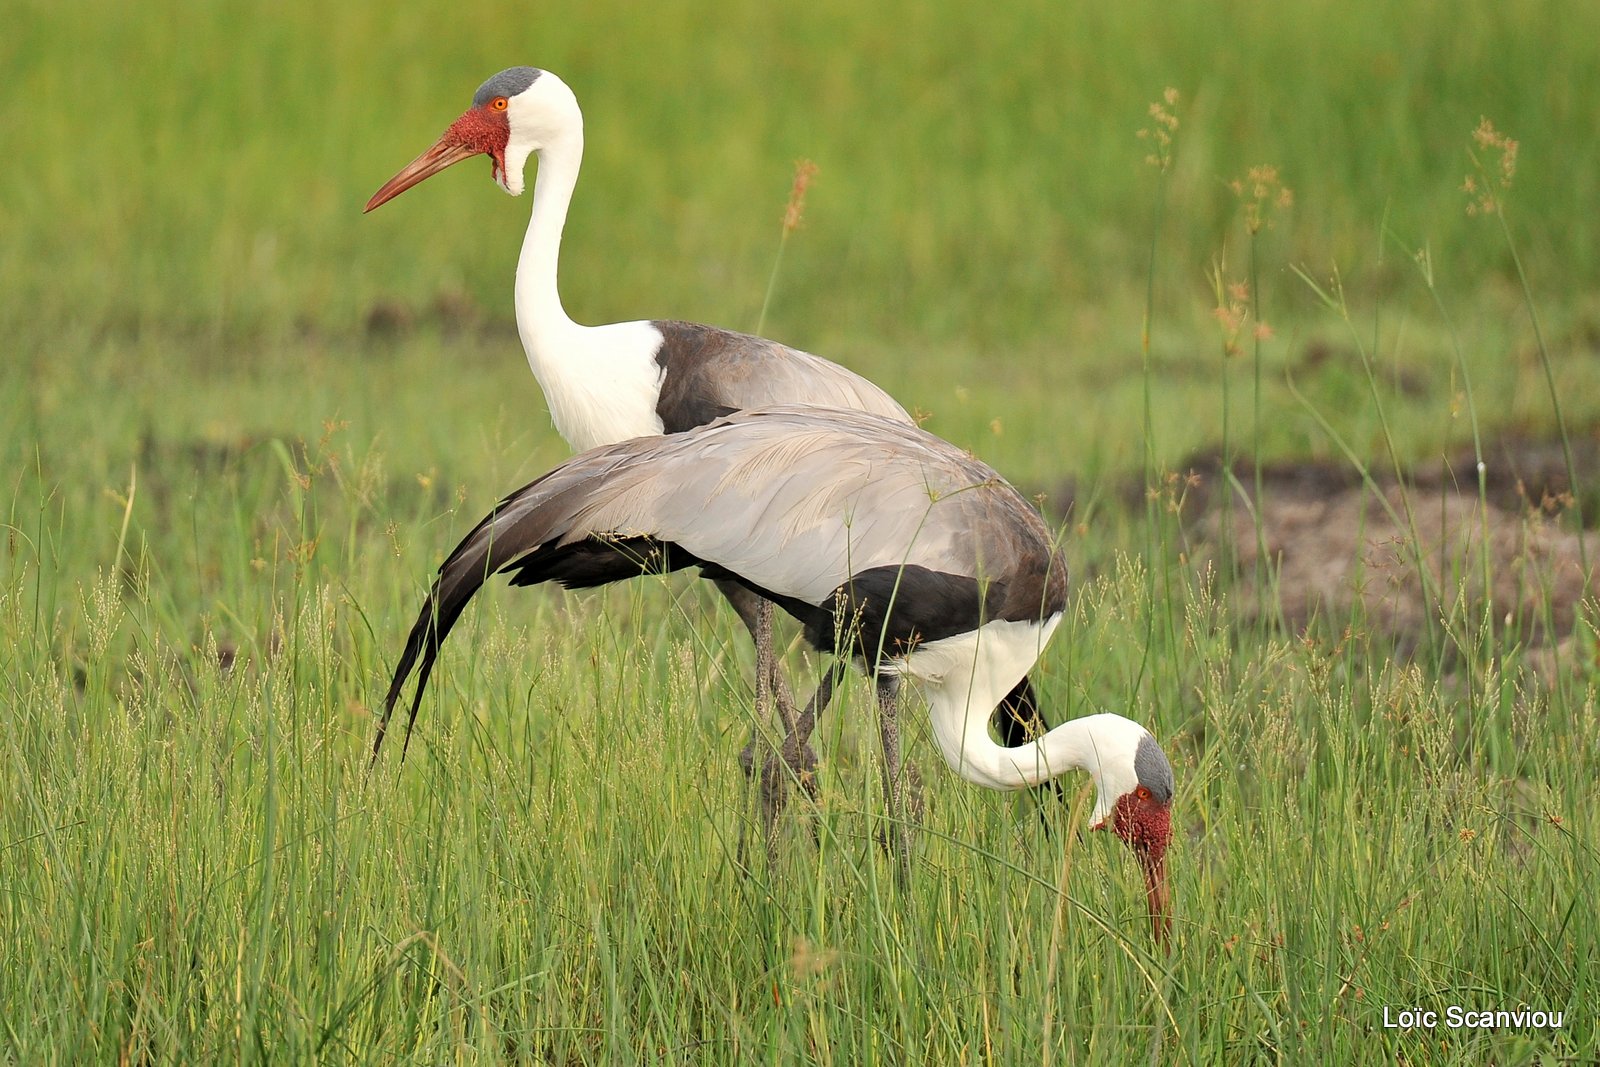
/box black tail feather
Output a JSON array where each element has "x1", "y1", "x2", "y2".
[
  {"x1": 996, "y1": 676, "x2": 1066, "y2": 809},
  {"x1": 373, "y1": 532, "x2": 708, "y2": 763},
  {"x1": 372, "y1": 587, "x2": 458, "y2": 764},
  {"x1": 995, "y1": 676, "x2": 1043, "y2": 747}
]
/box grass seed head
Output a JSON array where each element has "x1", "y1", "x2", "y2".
[
  {"x1": 1230, "y1": 164, "x2": 1293, "y2": 234},
  {"x1": 1138, "y1": 88, "x2": 1181, "y2": 171},
  {"x1": 1465, "y1": 117, "x2": 1518, "y2": 215},
  {"x1": 783, "y1": 159, "x2": 819, "y2": 233}
]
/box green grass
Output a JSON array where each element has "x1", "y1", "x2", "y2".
[{"x1": 4, "y1": 0, "x2": 1598, "y2": 1062}]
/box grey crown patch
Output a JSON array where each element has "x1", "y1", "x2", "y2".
[
  {"x1": 473, "y1": 67, "x2": 542, "y2": 108},
  {"x1": 1134, "y1": 734, "x2": 1175, "y2": 803}
]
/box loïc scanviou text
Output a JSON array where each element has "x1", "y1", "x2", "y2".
[{"x1": 1382, "y1": 1006, "x2": 1564, "y2": 1030}]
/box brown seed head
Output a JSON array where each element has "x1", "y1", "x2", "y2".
[
  {"x1": 1231, "y1": 164, "x2": 1292, "y2": 234},
  {"x1": 1465, "y1": 117, "x2": 1518, "y2": 215},
  {"x1": 783, "y1": 159, "x2": 819, "y2": 234},
  {"x1": 1138, "y1": 88, "x2": 1181, "y2": 171}
]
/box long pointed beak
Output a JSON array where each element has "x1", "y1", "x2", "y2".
[
  {"x1": 365, "y1": 135, "x2": 479, "y2": 213},
  {"x1": 1143, "y1": 851, "x2": 1171, "y2": 947}
]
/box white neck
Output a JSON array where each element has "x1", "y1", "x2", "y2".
[
  {"x1": 905, "y1": 615, "x2": 1142, "y2": 825},
  {"x1": 927, "y1": 702, "x2": 1134, "y2": 820},
  {"x1": 496, "y1": 77, "x2": 670, "y2": 454},
  {"x1": 514, "y1": 130, "x2": 586, "y2": 360}
]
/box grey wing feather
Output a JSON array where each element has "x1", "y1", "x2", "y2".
[
  {"x1": 572, "y1": 412, "x2": 1028, "y2": 602},
  {"x1": 651, "y1": 322, "x2": 912, "y2": 430},
  {"x1": 377, "y1": 407, "x2": 1057, "y2": 759}
]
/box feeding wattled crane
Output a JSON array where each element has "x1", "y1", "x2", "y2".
[
  {"x1": 363, "y1": 65, "x2": 957, "y2": 800},
  {"x1": 376, "y1": 407, "x2": 1175, "y2": 940}
]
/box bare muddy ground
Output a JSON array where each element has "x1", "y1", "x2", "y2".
[{"x1": 1060, "y1": 432, "x2": 1600, "y2": 667}]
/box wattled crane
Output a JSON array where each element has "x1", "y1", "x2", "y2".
[
  {"x1": 365, "y1": 66, "x2": 946, "y2": 800},
  {"x1": 376, "y1": 406, "x2": 1174, "y2": 939}
]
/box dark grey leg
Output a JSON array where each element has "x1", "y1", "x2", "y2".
[
  {"x1": 718, "y1": 580, "x2": 833, "y2": 870},
  {"x1": 716, "y1": 580, "x2": 844, "y2": 790},
  {"x1": 755, "y1": 659, "x2": 845, "y2": 847},
  {"x1": 875, "y1": 675, "x2": 915, "y2": 887},
  {"x1": 714, "y1": 579, "x2": 854, "y2": 872},
  {"x1": 781, "y1": 658, "x2": 846, "y2": 774},
  {"x1": 751, "y1": 595, "x2": 782, "y2": 870},
  {"x1": 718, "y1": 581, "x2": 801, "y2": 793},
  {"x1": 715, "y1": 579, "x2": 799, "y2": 730},
  {"x1": 751, "y1": 606, "x2": 852, "y2": 857}
]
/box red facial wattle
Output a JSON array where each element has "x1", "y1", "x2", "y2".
[
  {"x1": 1097, "y1": 788, "x2": 1173, "y2": 944},
  {"x1": 1107, "y1": 788, "x2": 1172, "y2": 856},
  {"x1": 442, "y1": 106, "x2": 510, "y2": 184},
  {"x1": 364, "y1": 105, "x2": 511, "y2": 213}
]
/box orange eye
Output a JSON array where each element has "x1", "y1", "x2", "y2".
[
  {"x1": 1135, "y1": 786, "x2": 1152, "y2": 800},
  {"x1": 490, "y1": 97, "x2": 508, "y2": 112}
]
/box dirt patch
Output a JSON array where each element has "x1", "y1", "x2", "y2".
[
  {"x1": 1055, "y1": 432, "x2": 1600, "y2": 659},
  {"x1": 1118, "y1": 430, "x2": 1600, "y2": 528},
  {"x1": 1207, "y1": 482, "x2": 1593, "y2": 652}
]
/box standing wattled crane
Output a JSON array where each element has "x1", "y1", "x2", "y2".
[
  {"x1": 376, "y1": 407, "x2": 1175, "y2": 940},
  {"x1": 364, "y1": 65, "x2": 947, "y2": 801}
]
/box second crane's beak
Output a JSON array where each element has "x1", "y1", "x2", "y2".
[
  {"x1": 364, "y1": 135, "x2": 480, "y2": 213},
  {"x1": 1142, "y1": 847, "x2": 1171, "y2": 946}
]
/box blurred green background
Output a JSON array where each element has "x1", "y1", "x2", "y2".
[{"x1": 7, "y1": 0, "x2": 1599, "y2": 492}]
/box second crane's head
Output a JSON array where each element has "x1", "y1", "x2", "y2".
[
  {"x1": 1087, "y1": 723, "x2": 1176, "y2": 942},
  {"x1": 365, "y1": 67, "x2": 579, "y2": 212}
]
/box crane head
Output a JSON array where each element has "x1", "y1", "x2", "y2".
[
  {"x1": 1091, "y1": 731, "x2": 1175, "y2": 944},
  {"x1": 365, "y1": 67, "x2": 576, "y2": 212}
]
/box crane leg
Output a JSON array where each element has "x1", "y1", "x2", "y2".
[
  {"x1": 737, "y1": 661, "x2": 841, "y2": 871},
  {"x1": 717, "y1": 580, "x2": 823, "y2": 802},
  {"x1": 874, "y1": 674, "x2": 920, "y2": 888},
  {"x1": 725, "y1": 585, "x2": 830, "y2": 872},
  {"x1": 762, "y1": 659, "x2": 843, "y2": 847},
  {"x1": 751, "y1": 596, "x2": 783, "y2": 871},
  {"x1": 781, "y1": 658, "x2": 844, "y2": 775}
]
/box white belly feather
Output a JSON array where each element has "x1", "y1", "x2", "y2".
[{"x1": 524, "y1": 320, "x2": 668, "y2": 451}]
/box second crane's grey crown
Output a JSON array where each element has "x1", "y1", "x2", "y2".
[
  {"x1": 474, "y1": 67, "x2": 542, "y2": 108},
  {"x1": 1135, "y1": 734, "x2": 1175, "y2": 803}
]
